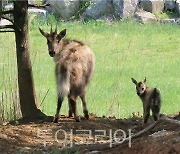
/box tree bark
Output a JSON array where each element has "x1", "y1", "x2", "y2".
[
  {"x1": 0, "y1": 0, "x2": 2, "y2": 17},
  {"x1": 13, "y1": 1, "x2": 45, "y2": 118}
]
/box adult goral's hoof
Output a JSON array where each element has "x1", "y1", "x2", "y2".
[
  {"x1": 75, "y1": 116, "x2": 81, "y2": 122},
  {"x1": 85, "y1": 114, "x2": 89, "y2": 119},
  {"x1": 53, "y1": 118, "x2": 59, "y2": 123},
  {"x1": 68, "y1": 114, "x2": 73, "y2": 118}
]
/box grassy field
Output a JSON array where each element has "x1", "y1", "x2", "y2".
[{"x1": 0, "y1": 20, "x2": 180, "y2": 120}]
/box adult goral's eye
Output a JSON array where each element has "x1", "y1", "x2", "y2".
[{"x1": 142, "y1": 88, "x2": 144, "y2": 90}]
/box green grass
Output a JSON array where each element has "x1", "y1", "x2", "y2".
[
  {"x1": 155, "y1": 11, "x2": 180, "y2": 19},
  {"x1": 0, "y1": 20, "x2": 180, "y2": 120}
]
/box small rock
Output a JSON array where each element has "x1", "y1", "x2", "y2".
[
  {"x1": 149, "y1": 130, "x2": 167, "y2": 138},
  {"x1": 88, "y1": 151, "x2": 101, "y2": 154},
  {"x1": 0, "y1": 19, "x2": 12, "y2": 26},
  {"x1": 176, "y1": 0, "x2": 180, "y2": 15},
  {"x1": 113, "y1": 0, "x2": 138, "y2": 19},
  {"x1": 4, "y1": 3, "x2": 13, "y2": 10},
  {"x1": 45, "y1": 0, "x2": 80, "y2": 20},
  {"x1": 133, "y1": 10, "x2": 157, "y2": 24},
  {"x1": 28, "y1": 8, "x2": 48, "y2": 19},
  {"x1": 175, "y1": 18, "x2": 180, "y2": 24},
  {"x1": 0, "y1": 134, "x2": 8, "y2": 139},
  {"x1": 83, "y1": 0, "x2": 113, "y2": 20},
  {"x1": 139, "y1": 0, "x2": 164, "y2": 13},
  {"x1": 164, "y1": 0, "x2": 176, "y2": 11},
  {"x1": 28, "y1": 0, "x2": 35, "y2": 4},
  {"x1": 159, "y1": 18, "x2": 176, "y2": 24}
]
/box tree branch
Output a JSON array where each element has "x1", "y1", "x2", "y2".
[
  {"x1": 0, "y1": 10, "x2": 14, "y2": 15},
  {"x1": 28, "y1": 3, "x2": 50, "y2": 8},
  {"x1": 0, "y1": 25, "x2": 14, "y2": 29},
  {"x1": 0, "y1": 30, "x2": 15, "y2": 33},
  {"x1": 161, "y1": 116, "x2": 180, "y2": 125}
]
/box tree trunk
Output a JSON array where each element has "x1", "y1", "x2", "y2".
[
  {"x1": 13, "y1": 1, "x2": 45, "y2": 119},
  {"x1": 0, "y1": 0, "x2": 2, "y2": 14}
]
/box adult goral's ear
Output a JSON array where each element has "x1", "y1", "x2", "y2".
[
  {"x1": 39, "y1": 28, "x2": 49, "y2": 38},
  {"x1": 58, "y1": 29, "x2": 66, "y2": 39},
  {"x1": 144, "y1": 77, "x2": 146, "y2": 83},
  {"x1": 131, "y1": 78, "x2": 137, "y2": 85}
]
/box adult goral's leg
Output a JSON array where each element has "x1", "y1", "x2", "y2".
[
  {"x1": 54, "y1": 96, "x2": 64, "y2": 123},
  {"x1": 69, "y1": 96, "x2": 80, "y2": 122},
  {"x1": 80, "y1": 91, "x2": 89, "y2": 119}
]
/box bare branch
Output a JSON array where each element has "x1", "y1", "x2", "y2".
[
  {"x1": 161, "y1": 116, "x2": 180, "y2": 125},
  {"x1": 28, "y1": 3, "x2": 50, "y2": 8},
  {"x1": 40, "y1": 89, "x2": 50, "y2": 107},
  {"x1": 131, "y1": 120, "x2": 160, "y2": 139},
  {"x1": 0, "y1": 25, "x2": 14, "y2": 29},
  {"x1": 0, "y1": 10, "x2": 14, "y2": 15},
  {"x1": 0, "y1": 30, "x2": 15, "y2": 33}
]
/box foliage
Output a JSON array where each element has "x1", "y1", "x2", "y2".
[
  {"x1": 72, "y1": 0, "x2": 93, "y2": 20},
  {"x1": 155, "y1": 11, "x2": 180, "y2": 19}
]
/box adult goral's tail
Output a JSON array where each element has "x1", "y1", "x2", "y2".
[{"x1": 57, "y1": 65, "x2": 70, "y2": 98}]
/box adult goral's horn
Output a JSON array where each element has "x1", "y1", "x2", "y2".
[
  {"x1": 50, "y1": 25, "x2": 53, "y2": 34},
  {"x1": 55, "y1": 25, "x2": 57, "y2": 34}
]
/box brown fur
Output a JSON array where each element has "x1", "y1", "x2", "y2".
[
  {"x1": 39, "y1": 28, "x2": 95, "y2": 122},
  {"x1": 131, "y1": 77, "x2": 161, "y2": 124}
]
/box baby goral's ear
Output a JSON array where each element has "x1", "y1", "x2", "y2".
[
  {"x1": 39, "y1": 28, "x2": 49, "y2": 38},
  {"x1": 144, "y1": 77, "x2": 146, "y2": 83},
  {"x1": 131, "y1": 78, "x2": 137, "y2": 85},
  {"x1": 59, "y1": 29, "x2": 66, "y2": 38}
]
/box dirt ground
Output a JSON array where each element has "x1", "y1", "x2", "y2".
[{"x1": 0, "y1": 113, "x2": 179, "y2": 154}]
